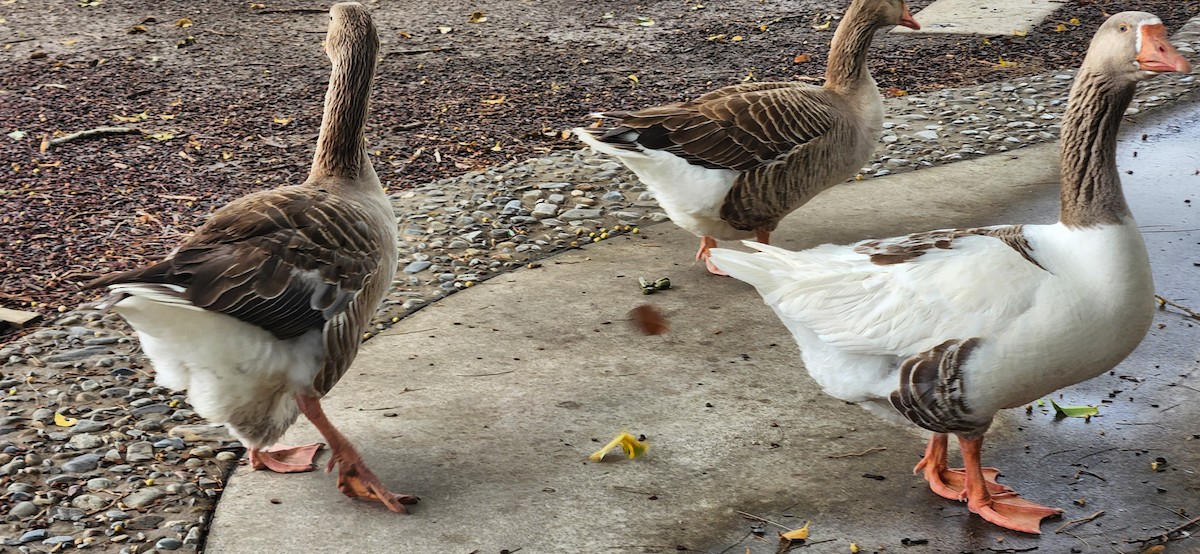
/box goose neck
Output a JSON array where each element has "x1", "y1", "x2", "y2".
[
  {"x1": 1058, "y1": 68, "x2": 1136, "y2": 228},
  {"x1": 311, "y1": 33, "x2": 379, "y2": 181},
  {"x1": 824, "y1": 12, "x2": 878, "y2": 90}
]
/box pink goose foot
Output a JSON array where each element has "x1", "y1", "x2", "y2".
[
  {"x1": 296, "y1": 394, "x2": 419, "y2": 513},
  {"x1": 959, "y1": 435, "x2": 1062, "y2": 534},
  {"x1": 248, "y1": 443, "x2": 324, "y2": 473},
  {"x1": 914, "y1": 433, "x2": 1012, "y2": 500},
  {"x1": 696, "y1": 236, "x2": 727, "y2": 276}
]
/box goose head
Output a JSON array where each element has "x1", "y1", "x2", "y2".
[
  {"x1": 325, "y1": 2, "x2": 380, "y2": 59},
  {"x1": 1086, "y1": 12, "x2": 1191, "y2": 81},
  {"x1": 857, "y1": 0, "x2": 921, "y2": 31}
]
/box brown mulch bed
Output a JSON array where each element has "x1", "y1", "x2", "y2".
[{"x1": 1, "y1": 0, "x2": 1196, "y2": 336}]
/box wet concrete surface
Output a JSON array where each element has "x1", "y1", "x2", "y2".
[{"x1": 208, "y1": 101, "x2": 1200, "y2": 553}]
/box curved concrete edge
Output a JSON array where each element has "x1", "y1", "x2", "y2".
[{"x1": 207, "y1": 134, "x2": 1200, "y2": 553}]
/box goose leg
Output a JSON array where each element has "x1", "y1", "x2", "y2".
[
  {"x1": 248, "y1": 443, "x2": 323, "y2": 473},
  {"x1": 296, "y1": 394, "x2": 419, "y2": 513},
  {"x1": 754, "y1": 230, "x2": 770, "y2": 244},
  {"x1": 914, "y1": 433, "x2": 1011, "y2": 500},
  {"x1": 696, "y1": 236, "x2": 727, "y2": 275},
  {"x1": 959, "y1": 435, "x2": 1062, "y2": 534}
]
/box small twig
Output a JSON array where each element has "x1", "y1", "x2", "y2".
[
  {"x1": 388, "y1": 46, "x2": 458, "y2": 56},
  {"x1": 252, "y1": 8, "x2": 327, "y2": 14},
  {"x1": 46, "y1": 127, "x2": 141, "y2": 149},
  {"x1": 1124, "y1": 515, "x2": 1200, "y2": 546},
  {"x1": 356, "y1": 390, "x2": 422, "y2": 409},
  {"x1": 1075, "y1": 469, "x2": 1107, "y2": 482},
  {"x1": 826, "y1": 446, "x2": 886, "y2": 459},
  {"x1": 1155, "y1": 295, "x2": 1200, "y2": 320},
  {"x1": 612, "y1": 485, "x2": 660, "y2": 496},
  {"x1": 736, "y1": 510, "x2": 791, "y2": 531},
  {"x1": 455, "y1": 370, "x2": 515, "y2": 378},
  {"x1": 5, "y1": 37, "x2": 37, "y2": 45},
  {"x1": 1055, "y1": 510, "x2": 1105, "y2": 534},
  {"x1": 1072, "y1": 447, "x2": 1118, "y2": 465}
]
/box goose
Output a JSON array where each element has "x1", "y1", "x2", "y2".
[
  {"x1": 708, "y1": 12, "x2": 1191, "y2": 534},
  {"x1": 574, "y1": 0, "x2": 919, "y2": 274},
  {"x1": 85, "y1": 3, "x2": 416, "y2": 513}
]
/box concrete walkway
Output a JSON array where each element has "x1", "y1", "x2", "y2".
[{"x1": 207, "y1": 102, "x2": 1200, "y2": 553}]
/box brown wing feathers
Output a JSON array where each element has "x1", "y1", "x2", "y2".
[
  {"x1": 87, "y1": 189, "x2": 379, "y2": 342},
  {"x1": 593, "y1": 85, "x2": 835, "y2": 174}
]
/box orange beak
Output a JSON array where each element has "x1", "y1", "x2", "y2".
[
  {"x1": 1136, "y1": 23, "x2": 1192, "y2": 74},
  {"x1": 899, "y1": 5, "x2": 921, "y2": 30}
]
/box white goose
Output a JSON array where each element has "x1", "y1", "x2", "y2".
[
  {"x1": 575, "y1": 0, "x2": 919, "y2": 274},
  {"x1": 709, "y1": 12, "x2": 1191, "y2": 534},
  {"x1": 87, "y1": 3, "x2": 416, "y2": 512}
]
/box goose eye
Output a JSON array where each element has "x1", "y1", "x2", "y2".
[{"x1": 1118, "y1": 24, "x2": 1129, "y2": 32}]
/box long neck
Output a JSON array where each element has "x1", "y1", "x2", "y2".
[
  {"x1": 311, "y1": 38, "x2": 377, "y2": 180},
  {"x1": 824, "y1": 8, "x2": 878, "y2": 90},
  {"x1": 1058, "y1": 68, "x2": 1135, "y2": 227}
]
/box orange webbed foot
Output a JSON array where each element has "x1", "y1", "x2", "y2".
[
  {"x1": 327, "y1": 453, "x2": 420, "y2": 513},
  {"x1": 970, "y1": 492, "x2": 1063, "y2": 534},
  {"x1": 248, "y1": 443, "x2": 324, "y2": 473},
  {"x1": 696, "y1": 236, "x2": 728, "y2": 275}
]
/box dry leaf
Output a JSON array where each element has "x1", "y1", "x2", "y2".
[
  {"x1": 175, "y1": 17, "x2": 193, "y2": 28},
  {"x1": 884, "y1": 86, "x2": 907, "y2": 97},
  {"x1": 850, "y1": 543, "x2": 860, "y2": 553},
  {"x1": 793, "y1": 53, "x2": 811, "y2": 63},
  {"x1": 705, "y1": 34, "x2": 726, "y2": 41},
  {"x1": 437, "y1": 26, "x2": 452, "y2": 34},
  {"x1": 779, "y1": 521, "x2": 810, "y2": 541},
  {"x1": 54, "y1": 412, "x2": 78, "y2": 427},
  {"x1": 1012, "y1": 30, "x2": 1028, "y2": 37},
  {"x1": 589, "y1": 432, "x2": 649, "y2": 461},
  {"x1": 127, "y1": 24, "x2": 148, "y2": 34},
  {"x1": 629, "y1": 304, "x2": 669, "y2": 335},
  {"x1": 1054, "y1": 23, "x2": 1067, "y2": 32},
  {"x1": 481, "y1": 95, "x2": 506, "y2": 104},
  {"x1": 146, "y1": 131, "x2": 174, "y2": 141},
  {"x1": 731, "y1": 35, "x2": 744, "y2": 42},
  {"x1": 996, "y1": 56, "x2": 1017, "y2": 68},
  {"x1": 627, "y1": 74, "x2": 639, "y2": 86},
  {"x1": 272, "y1": 115, "x2": 293, "y2": 126},
  {"x1": 112, "y1": 111, "x2": 149, "y2": 123},
  {"x1": 1068, "y1": 17, "x2": 1081, "y2": 25},
  {"x1": 249, "y1": 3, "x2": 265, "y2": 9},
  {"x1": 467, "y1": 11, "x2": 487, "y2": 23},
  {"x1": 635, "y1": 16, "x2": 654, "y2": 26}
]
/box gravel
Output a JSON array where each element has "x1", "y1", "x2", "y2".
[{"x1": 0, "y1": 16, "x2": 1197, "y2": 553}]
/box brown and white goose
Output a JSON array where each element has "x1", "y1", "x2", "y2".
[
  {"x1": 709, "y1": 13, "x2": 1190, "y2": 534},
  {"x1": 575, "y1": 0, "x2": 919, "y2": 274},
  {"x1": 86, "y1": 3, "x2": 416, "y2": 512}
]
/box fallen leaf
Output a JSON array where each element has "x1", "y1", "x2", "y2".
[
  {"x1": 1049, "y1": 399, "x2": 1098, "y2": 418},
  {"x1": 635, "y1": 16, "x2": 654, "y2": 27},
  {"x1": 175, "y1": 17, "x2": 193, "y2": 28},
  {"x1": 61, "y1": 39, "x2": 78, "y2": 46},
  {"x1": 127, "y1": 24, "x2": 148, "y2": 34},
  {"x1": 1054, "y1": 23, "x2": 1067, "y2": 32},
  {"x1": 481, "y1": 95, "x2": 506, "y2": 105},
  {"x1": 780, "y1": 521, "x2": 810, "y2": 541},
  {"x1": 437, "y1": 26, "x2": 452, "y2": 34},
  {"x1": 731, "y1": 35, "x2": 744, "y2": 42},
  {"x1": 884, "y1": 86, "x2": 907, "y2": 97},
  {"x1": 176, "y1": 35, "x2": 196, "y2": 48},
  {"x1": 589, "y1": 432, "x2": 649, "y2": 461},
  {"x1": 1012, "y1": 29, "x2": 1028, "y2": 37},
  {"x1": 146, "y1": 131, "x2": 175, "y2": 141},
  {"x1": 850, "y1": 543, "x2": 860, "y2": 553},
  {"x1": 793, "y1": 53, "x2": 810, "y2": 63},
  {"x1": 706, "y1": 34, "x2": 726, "y2": 41},
  {"x1": 77, "y1": 0, "x2": 102, "y2": 6},
  {"x1": 249, "y1": 3, "x2": 266, "y2": 9},
  {"x1": 627, "y1": 74, "x2": 639, "y2": 86},
  {"x1": 272, "y1": 115, "x2": 293, "y2": 126},
  {"x1": 996, "y1": 56, "x2": 1017, "y2": 68},
  {"x1": 1069, "y1": 17, "x2": 1081, "y2": 25},
  {"x1": 629, "y1": 304, "x2": 669, "y2": 335},
  {"x1": 112, "y1": 111, "x2": 149, "y2": 123},
  {"x1": 54, "y1": 412, "x2": 78, "y2": 427},
  {"x1": 7, "y1": 130, "x2": 25, "y2": 141},
  {"x1": 490, "y1": 141, "x2": 502, "y2": 152},
  {"x1": 467, "y1": 11, "x2": 486, "y2": 23},
  {"x1": 159, "y1": 114, "x2": 176, "y2": 120},
  {"x1": 741, "y1": 69, "x2": 754, "y2": 82},
  {"x1": 982, "y1": 37, "x2": 991, "y2": 46}
]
